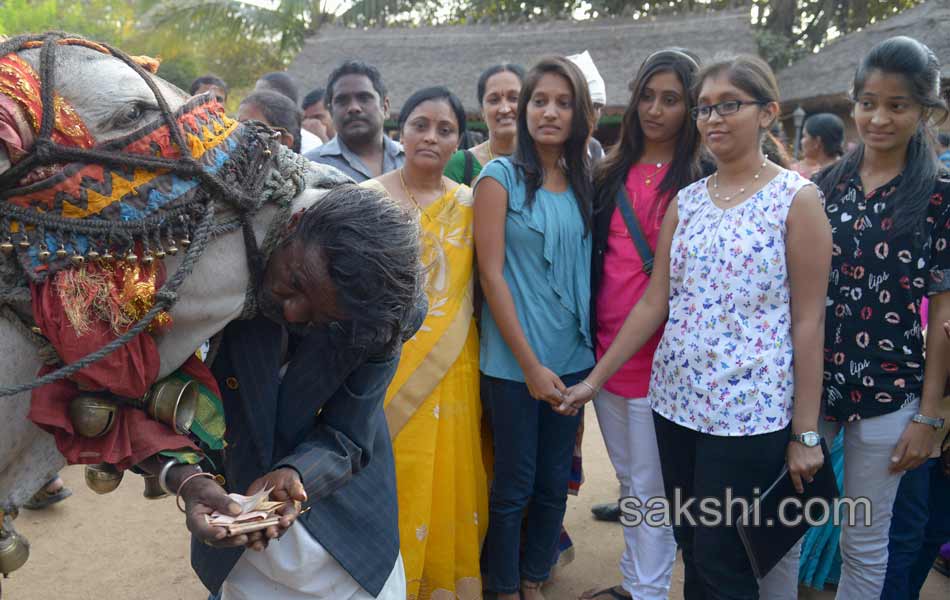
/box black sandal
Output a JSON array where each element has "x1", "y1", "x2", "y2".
[{"x1": 579, "y1": 585, "x2": 632, "y2": 600}]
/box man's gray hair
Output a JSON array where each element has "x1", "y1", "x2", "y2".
[{"x1": 285, "y1": 183, "x2": 424, "y2": 355}]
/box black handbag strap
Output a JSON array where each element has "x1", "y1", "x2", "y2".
[
  {"x1": 462, "y1": 149, "x2": 475, "y2": 186},
  {"x1": 615, "y1": 186, "x2": 654, "y2": 275}
]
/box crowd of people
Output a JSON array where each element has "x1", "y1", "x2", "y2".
[{"x1": 164, "y1": 33, "x2": 950, "y2": 600}]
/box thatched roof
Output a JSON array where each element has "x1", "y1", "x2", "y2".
[
  {"x1": 777, "y1": 0, "x2": 950, "y2": 110},
  {"x1": 286, "y1": 9, "x2": 756, "y2": 115}
]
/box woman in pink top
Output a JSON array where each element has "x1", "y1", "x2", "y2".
[{"x1": 580, "y1": 49, "x2": 709, "y2": 600}]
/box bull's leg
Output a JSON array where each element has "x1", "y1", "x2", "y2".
[{"x1": 0, "y1": 318, "x2": 65, "y2": 510}]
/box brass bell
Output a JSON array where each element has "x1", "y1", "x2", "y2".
[
  {"x1": 0, "y1": 529, "x2": 30, "y2": 576},
  {"x1": 84, "y1": 463, "x2": 123, "y2": 495},
  {"x1": 37, "y1": 246, "x2": 50, "y2": 262},
  {"x1": 55, "y1": 244, "x2": 68, "y2": 259},
  {"x1": 17, "y1": 235, "x2": 29, "y2": 249},
  {"x1": 68, "y1": 394, "x2": 118, "y2": 438},
  {"x1": 180, "y1": 235, "x2": 191, "y2": 248},
  {"x1": 87, "y1": 249, "x2": 100, "y2": 260},
  {"x1": 125, "y1": 250, "x2": 138, "y2": 264},
  {"x1": 102, "y1": 249, "x2": 114, "y2": 261},
  {"x1": 141, "y1": 252, "x2": 154, "y2": 266},
  {"x1": 142, "y1": 377, "x2": 198, "y2": 434},
  {"x1": 166, "y1": 242, "x2": 178, "y2": 256},
  {"x1": 153, "y1": 248, "x2": 166, "y2": 260},
  {"x1": 142, "y1": 474, "x2": 167, "y2": 500},
  {"x1": 71, "y1": 253, "x2": 85, "y2": 266},
  {"x1": 1, "y1": 239, "x2": 13, "y2": 254}
]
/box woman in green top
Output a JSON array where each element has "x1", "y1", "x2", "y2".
[{"x1": 445, "y1": 64, "x2": 524, "y2": 185}]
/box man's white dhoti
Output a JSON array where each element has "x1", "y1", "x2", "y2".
[{"x1": 221, "y1": 522, "x2": 406, "y2": 599}]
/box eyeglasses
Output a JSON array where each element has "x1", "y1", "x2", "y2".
[{"x1": 691, "y1": 100, "x2": 767, "y2": 120}]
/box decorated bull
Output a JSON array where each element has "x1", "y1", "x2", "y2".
[{"x1": 0, "y1": 32, "x2": 358, "y2": 580}]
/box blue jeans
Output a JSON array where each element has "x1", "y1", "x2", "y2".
[
  {"x1": 480, "y1": 370, "x2": 587, "y2": 593},
  {"x1": 881, "y1": 457, "x2": 950, "y2": 600}
]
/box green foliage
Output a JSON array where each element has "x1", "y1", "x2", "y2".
[{"x1": 0, "y1": 0, "x2": 141, "y2": 42}]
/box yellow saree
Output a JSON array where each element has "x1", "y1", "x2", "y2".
[{"x1": 364, "y1": 180, "x2": 489, "y2": 600}]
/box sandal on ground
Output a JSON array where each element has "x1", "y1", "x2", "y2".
[
  {"x1": 521, "y1": 580, "x2": 545, "y2": 600},
  {"x1": 578, "y1": 585, "x2": 632, "y2": 600},
  {"x1": 24, "y1": 478, "x2": 72, "y2": 510}
]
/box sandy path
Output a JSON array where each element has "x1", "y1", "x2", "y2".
[{"x1": 4, "y1": 409, "x2": 949, "y2": 599}]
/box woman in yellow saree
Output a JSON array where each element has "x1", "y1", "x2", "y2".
[{"x1": 363, "y1": 86, "x2": 489, "y2": 600}]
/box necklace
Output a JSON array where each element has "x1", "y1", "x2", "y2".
[
  {"x1": 712, "y1": 160, "x2": 768, "y2": 204},
  {"x1": 639, "y1": 161, "x2": 667, "y2": 186},
  {"x1": 399, "y1": 167, "x2": 446, "y2": 220}
]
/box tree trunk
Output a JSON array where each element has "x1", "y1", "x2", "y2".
[{"x1": 766, "y1": 0, "x2": 797, "y2": 39}]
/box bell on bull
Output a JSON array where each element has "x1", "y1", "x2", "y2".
[
  {"x1": 83, "y1": 463, "x2": 123, "y2": 495},
  {"x1": 68, "y1": 394, "x2": 118, "y2": 438},
  {"x1": 0, "y1": 529, "x2": 30, "y2": 577}
]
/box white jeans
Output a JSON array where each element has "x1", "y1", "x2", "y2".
[
  {"x1": 593, "y1": 390, "x2": 676, "y2": 600},
  {"x1": 221, "y1": 522, "x2": 406, "y2": 600},
  {"x1": 817, "y1": 401, "x2": 918, "y2": 600},
  {"x1": 757, "y1": 539, "x2": 802, "y2": 600}
]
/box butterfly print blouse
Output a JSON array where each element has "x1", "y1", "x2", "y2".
[{"x1": 650, "y1": 169, "x2": 814, "y2": 436}]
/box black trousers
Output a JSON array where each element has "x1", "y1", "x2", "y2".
[{"x1": 652, "y1": 411, "x2": 790, "y2": 600}]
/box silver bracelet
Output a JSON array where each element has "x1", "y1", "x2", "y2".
[
  {"x1": 579, "y1": 380, "x2": 599, "y2": 395},
  {"x1": 158, "y1": 459, "x2": 185, "y2": 496}
]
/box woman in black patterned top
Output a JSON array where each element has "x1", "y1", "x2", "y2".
[{"x1": 814, "y1": 36, "x2": 950, "y2": 599}]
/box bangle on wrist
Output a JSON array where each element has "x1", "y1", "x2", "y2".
[
  {"x1": 158, "y1": 459, "x2": 184, "y2": 496},
  {"x1": 175, "y1": 471, "x2": 213, "y2": 513},
  {"x1": 579, "y1": 380, "x2": 599, "y2": 395}
]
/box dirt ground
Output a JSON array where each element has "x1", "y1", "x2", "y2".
[{"x1": 5, "y1": 409, "x2": 950, "y2": 600}]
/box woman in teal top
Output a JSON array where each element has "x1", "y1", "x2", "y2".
[
  {"x1": 445, "y1": 63, "x2": 524, "y2": 185},
  {"x1": 473, "y1": 56, "x2": 594, "y2": 600}
]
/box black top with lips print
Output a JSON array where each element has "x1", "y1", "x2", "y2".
[{"x1": 823, "y1": 171, "x2": 950, "y2": 422}]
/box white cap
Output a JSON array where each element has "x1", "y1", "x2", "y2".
[{"x1": 567, "y1": 50, "x2": 606, "y2": 106}]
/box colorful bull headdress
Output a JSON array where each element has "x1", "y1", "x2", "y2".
[
  {"x1": 0, "y1": 32, "x2": 278, "y2": 283},
  {"x1": 0, "y1": 32, "x2": 284, "y2": 400}
]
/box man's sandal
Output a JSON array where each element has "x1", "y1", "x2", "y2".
[
  {"x1": 23, "y1": 478, "x2": 72, "y2": 510},
  {"x1": 578, "y1": 585, "x2": 632, "y2": 600}
]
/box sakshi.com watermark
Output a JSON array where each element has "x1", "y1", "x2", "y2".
[{"x1": 620, "y1": 488, "x2": 872, "y2": 528}]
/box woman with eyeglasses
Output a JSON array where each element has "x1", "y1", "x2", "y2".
[{"x1": 561, "y1": 55, "x2": 832, "y2": 598}]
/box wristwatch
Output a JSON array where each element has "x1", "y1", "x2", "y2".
[
  {"x1": 912, "y1": 413, "x2": 946, "y2": 431},
  {"x1": 791, "y1": 431, "x2": 821, "y2": 447}
]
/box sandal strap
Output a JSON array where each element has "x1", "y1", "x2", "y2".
[{"x1": 522, "y1": 581, "x2": 542, "y2": 590}]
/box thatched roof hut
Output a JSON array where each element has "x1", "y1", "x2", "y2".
[
  {"x1": 286, "y1": 9, "x2": 757, "y2": 120},
  {"x1": 777, "y1": 0, "x2": 950, "y2": 118}
]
